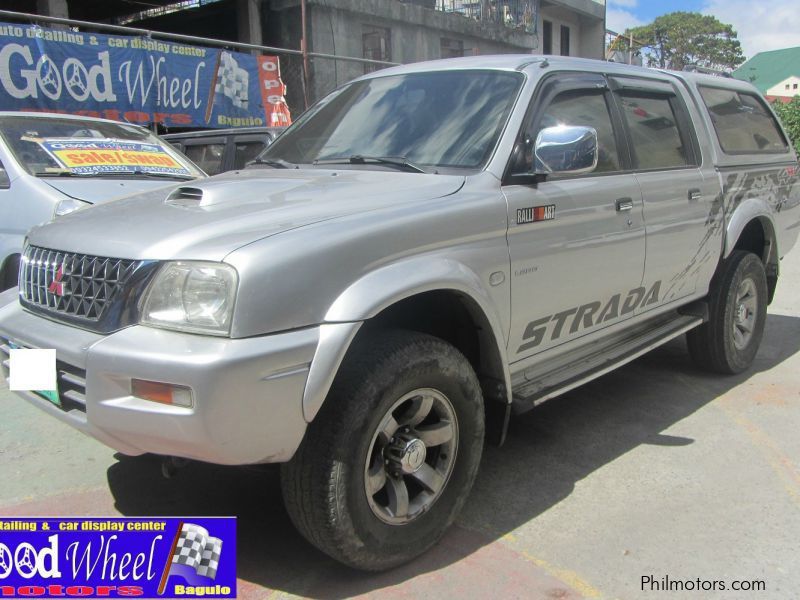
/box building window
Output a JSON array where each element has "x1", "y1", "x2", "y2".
[
  {"x1": 787, "y1": 84, "x2": 792, "y2": 90},
  {"x1": 542, "y1": 20, "x2": 552, "y2": 55},
  {"x1": 362, "y1": 26, "x2": 391, "y2": 73},
  {"x1": 560, "y1": 25, "x2": 570, "y2": 56},
  {"x1": 794, "y1": 83, "x2": 799, "y2": 90},
  {"x1": 441, "y1": 37, "x2": 465, "y2": 58}
]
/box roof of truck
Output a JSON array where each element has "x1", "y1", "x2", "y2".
[{"x1": 367, "y1": 55, "x2": 755, "y2": 89}]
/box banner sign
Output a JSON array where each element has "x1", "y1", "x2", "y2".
[
  {"x1": 39, "y1": 138, "x2": 193, "y2": 176},
  {"x1": 0, "y1": 517, "x2": 237, "y2": 598},
  {"x1": 0, "y1": 21, "x2": 292, "y2": 129}
]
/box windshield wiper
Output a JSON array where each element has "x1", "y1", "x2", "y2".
[
  {"x1": 102, "y1": 169, "x2": 196, "y2": 180},
  {"x1": 313, "y1": 155, "x2": 427, "y2": 174},
  {"x1": 248, "y1": 157, "x2": 296, "y2": 169},
  {"x1": 37, "y1": 169, "x2": 194, "y2": 180},
  {"x1": 36, "y1": 169, "x2": 81, "y2": 177}
]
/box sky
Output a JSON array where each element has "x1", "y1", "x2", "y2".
[{"x1": 606, "y1": 0, "x2": 800, "y2": 60}]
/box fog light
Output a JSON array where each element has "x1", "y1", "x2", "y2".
[{"x1": 131, "y1": 379, "x2": 193, "y2": 408}]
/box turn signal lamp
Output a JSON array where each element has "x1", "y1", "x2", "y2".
[{"x1": 131, "y1": 379, "x2": 193, "y2": 408}]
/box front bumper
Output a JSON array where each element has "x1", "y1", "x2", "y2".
[{"x1": 0, "y1": 292, "x2": 319, "y2": 465}]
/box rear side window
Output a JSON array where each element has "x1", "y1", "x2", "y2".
[
  {"x1": 617, "y1": 93, "x2": 692, "y2": 170},
  {"x1": 699, "y1": 87, "x2": 789, "y2": 154},
  {"x1": 184, "y1": 143, "x2": 225, "y2": 175},
  {"x1": 233, "y1": 140, "x2": 265, "y2": 169}
]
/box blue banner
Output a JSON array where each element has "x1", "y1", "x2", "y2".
[
  {"x1": 0, "y1": 21, "x2": 291, "y2": 128},
  {"x1": 0, "y1": 517, "x2": 237, "y2": 598}
]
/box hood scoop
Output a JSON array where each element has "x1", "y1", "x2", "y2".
[{"x1": 166, "y1": 186, "x2": 205, "y2": 207}]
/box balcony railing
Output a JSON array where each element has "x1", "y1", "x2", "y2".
[{"x1": 432, "y1": 1, "x2": 539, "y2": 34}]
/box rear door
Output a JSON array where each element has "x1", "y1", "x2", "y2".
[{"x1": 610, "y1": 77, "x2": 719, "y2": 307}]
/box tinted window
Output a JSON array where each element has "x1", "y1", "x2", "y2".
[
  {"x1": 618, "y1": 94, "x2": 690, "y2": 169},
  {"x1": 261, "y1": 70, "x2": 523, "y2": 170},
  {"x1": 542, "y1": 21, "x2": 552, "y2": 54},
  {"x1": 560, "y1": 25, "x2": 570, "y2": 56},
  {"x1": 233, "y1": 141, "x2": 265, "y2": 169},
  {"x1": 516, "y1": 90, "x2": 620, "y2": 174},
  {"x1": 184, "y1": 143, "x2": 225, "y2": 175},
  {"x1": 699, "y1": 87, "x2": 788, "y2": 154}
]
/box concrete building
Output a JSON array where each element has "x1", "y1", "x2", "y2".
[
  {"x1": 733, "y1": 46, "x2": 800, "y2": 103},
  {"x1": 22, "y1": 0, "x2": 606, "y2": 111},
  {"x1": 273, "y1": 0, "x2": 606, "y2": 105}
]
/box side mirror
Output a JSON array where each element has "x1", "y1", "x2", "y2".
[
  {"x1": 0, "y1": 168, "x2": 9, "y2": 190},
  {"x1": 534, "y1": 125, "x2": 598, "y2": 176}
]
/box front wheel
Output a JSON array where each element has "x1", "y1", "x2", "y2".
[
  {"x1": 281, "y1": 330, "x2": 484, "y2": 571},
  {"x1": 687, "y1": 250, "x2": 768, "y2": 374}
]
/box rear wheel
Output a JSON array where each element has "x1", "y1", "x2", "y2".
[
  {"x1": 687, "y1": 251, "x2": 767, "y2": 374},
  {"x1": 281, "y1": 330, "x2": 484, "y2": 571}
]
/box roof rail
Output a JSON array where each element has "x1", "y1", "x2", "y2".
[{"x1": 682, "y1": 64, "x2": 732, "y2": 78}]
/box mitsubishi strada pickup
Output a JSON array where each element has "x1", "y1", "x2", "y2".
[{"x1": 1, "y1": 56, "x2": 798, "y2": 571}]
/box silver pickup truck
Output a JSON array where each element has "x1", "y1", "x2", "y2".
[{"x1": 1, "y1": 56, "x2": 799, "y2": 571}]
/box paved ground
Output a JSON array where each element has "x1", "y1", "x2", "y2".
[{"x1": 2, "y1": 249, "x2": 799, "y2": 599}]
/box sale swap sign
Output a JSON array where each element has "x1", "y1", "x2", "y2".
[
  {"x1": 0, "y1": 21, "x2": 292, "y2": 129},
  {"x1": 0, "y1": 518, "x2": 236, "y2": 598},
  {"x1": 39, "y1": 139, "x2": 193, "y2": 176}
]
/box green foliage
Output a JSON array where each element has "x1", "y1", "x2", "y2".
[
  {"x1": 621, "y1": 12, "x2": 745, "y2": 72},
  {"x1": 772, "y1": 96, "x2": 800, "y2": 154}
]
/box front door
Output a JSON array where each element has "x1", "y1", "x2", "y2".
[{"x1": 503, "y1": 73, "x2": 647, "y2": 362}]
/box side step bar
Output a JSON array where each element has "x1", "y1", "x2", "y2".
[{"x1": 511, "y1": 313, "x2": 703, "y2": 414}]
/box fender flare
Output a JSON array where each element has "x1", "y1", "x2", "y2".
[
  {"x1": 724, "y1": 197, "x2": 778, "y2": 261},
  {"x1": 301, "y1": 257, "x2": 512, "y2": 422}
]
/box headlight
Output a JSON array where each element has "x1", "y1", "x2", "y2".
[
  {"x1": 140, "y1": 262, "x2": 238, "y2": 336},
  {"x1": 54, "y1": 198, "x2": 90, "y2": 217}
]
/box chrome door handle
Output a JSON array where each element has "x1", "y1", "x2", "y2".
[
  {"x1": 615, "y1": 197, "x2": 633, "y2": 212},
  {"x1": 688, "y1": 188, "x2": 702, "y2": 202}
]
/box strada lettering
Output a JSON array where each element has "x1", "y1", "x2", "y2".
[{"x1": 518, "y1": 281, "x2": 662, "y2": 353}]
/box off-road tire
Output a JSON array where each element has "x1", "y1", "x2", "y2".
[
  {"x1": 281, "y1": 329, "x2": 484, "y2": 571},
  {"x1": 687, "y1": 250, "x2": 767, "y2": 374}
]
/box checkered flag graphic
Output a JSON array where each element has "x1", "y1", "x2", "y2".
[
  {"x1": 214, "y1": 51, "x2": 249, "y2": 109},
  {"x1": 171, "y1": 523, "x2": 223, "y2": 579}
]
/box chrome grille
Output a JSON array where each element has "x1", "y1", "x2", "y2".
[{"x1": 20, "y1": 245, "x2": 140, "y2": 321}]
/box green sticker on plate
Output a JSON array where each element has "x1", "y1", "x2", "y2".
[{"x1": 34, "y1": 389, "x2": 61, "y2": 408}]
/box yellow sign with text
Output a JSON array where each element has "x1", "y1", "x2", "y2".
[{"x1": 40, "y1": 138, "x2": 192, "y2": 176}]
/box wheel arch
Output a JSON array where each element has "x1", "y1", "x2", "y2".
[
  {"x1": 302, "y1": 258, "x2": 512, "y2": 443},
  {"x1": 724, "y1": 201, "x2": 779, "y2": 302}
]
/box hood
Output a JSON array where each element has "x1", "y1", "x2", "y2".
[
  {"x1": 41, "y1": 177, "x2": 181, "y2": 204},
  {"x1": 28, "y1": 168, "x2": 465, "y2": 261}
]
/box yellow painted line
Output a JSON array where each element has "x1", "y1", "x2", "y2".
[
  {"x1": 517, "y1": 550, "x2": 604, "y2": 598},
  {"x1": 718, "y1": 405, "x2": 800, "y2": 507},
  {"x1": 496, "y1": 532, "x2": 604, "y2": 598}
]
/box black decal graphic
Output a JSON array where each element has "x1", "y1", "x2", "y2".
[
  {"x1": 642, "y1": 281, "x2": 661, "y2": 306},
  {"x1": 621, "y1": 287, "x2": 645, "y2": 314},
  {"x1": 518, "y1": 316, "x2": 552, "y2": 353},
  {"x1": 550, "y1": 307, "x2": 578, "y2": 340},
  {"x1": 570, "y1": 301, "x2": 602, "y2": 334},
  {"x1": 598, "y1": 294, "x2": 620, "y2": 323},
  {"x1": 516, "y1": 280, "x2": 664, "y2": 354}
]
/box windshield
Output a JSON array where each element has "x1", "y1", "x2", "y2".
[
  {"x1": 0, "y1": 116, "x2": 204, "y2": 179},
  {"x1": 258, "y1": 69, "x2": 523, "y2": 171}
]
